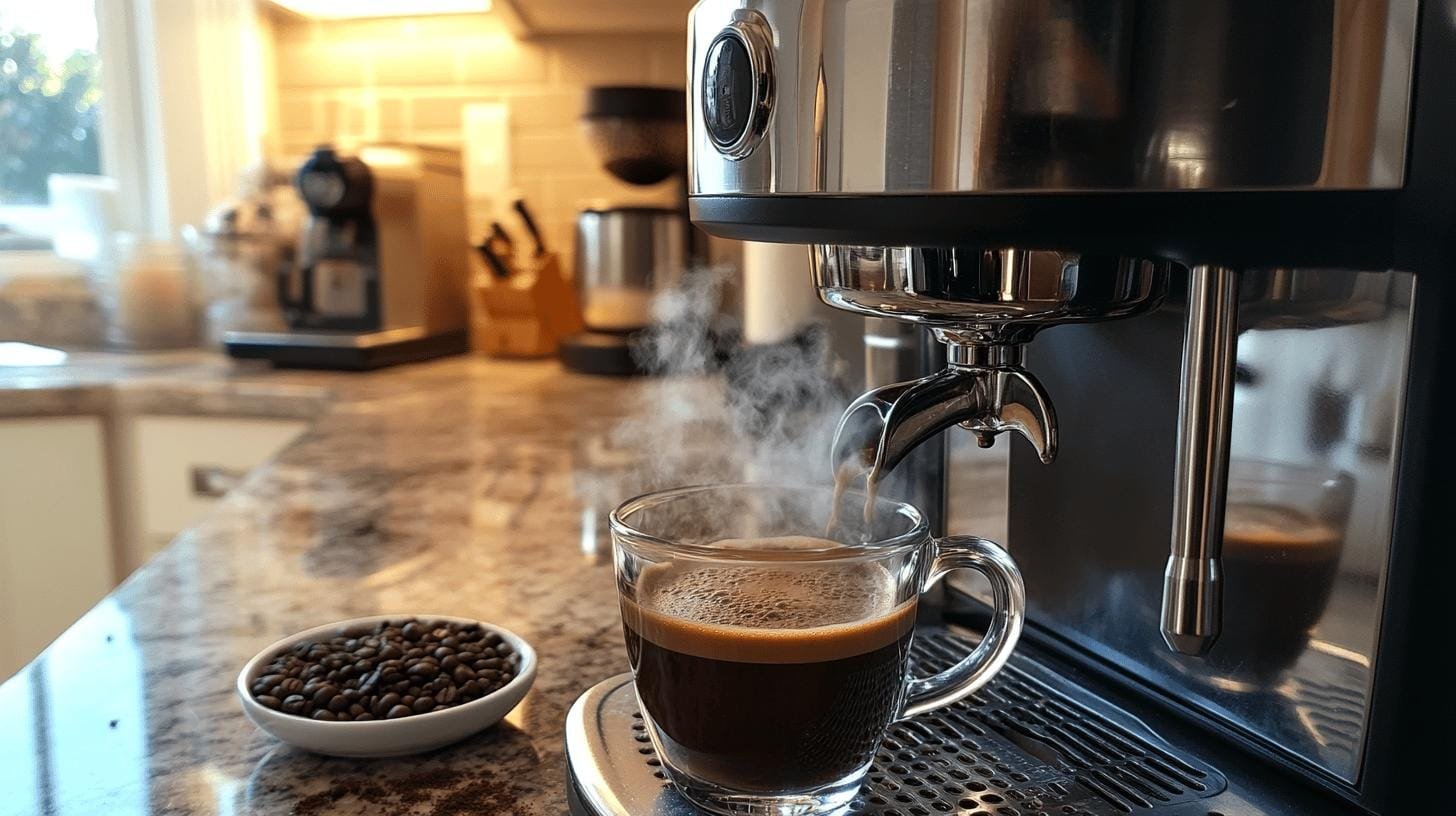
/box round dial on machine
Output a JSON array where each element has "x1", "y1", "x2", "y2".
[{"x1": 701, "y1": 15, "x2": 773, "y2": 159}]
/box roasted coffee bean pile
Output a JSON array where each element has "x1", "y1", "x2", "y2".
[{"x1": 249, "y1": 619, "x2": 519, "y2": 721}]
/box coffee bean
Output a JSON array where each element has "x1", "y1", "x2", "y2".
[{"x1": 250, "y1": 619, "x2": 517, "y2": 723}]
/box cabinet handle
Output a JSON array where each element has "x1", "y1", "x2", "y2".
[{"x1": 191, "y1": 465, "x2": 246, "y2": 498}]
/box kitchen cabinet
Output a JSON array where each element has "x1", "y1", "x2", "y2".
[
  {"x1": 119, "y1": 416, "x2": 307, "y2": 572},
  {"x1": 0, "y1": 412, "x2": 309, "y2": 680},
  {"x1": 0, "y1": 417, "x2": 113, "y2": 681}
]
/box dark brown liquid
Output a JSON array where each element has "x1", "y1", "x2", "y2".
[
  {"x1": 621, "y1": 552, "x2": 915, "y2": 792},
  {"x1": 1212, "y1": 503, "x2": 1344, "y2": 682}
]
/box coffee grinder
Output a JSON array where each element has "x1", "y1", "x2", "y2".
[
  {"x1": 559, "y1": 87, "x2": 692, "y2": 375},
  {"x1": 568, "y1": 1, "x2": 1449, "y2": 814}
]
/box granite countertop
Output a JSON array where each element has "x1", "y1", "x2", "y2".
[{"x1": 0, "y1": 350, "x2": 726, "y2": 816}]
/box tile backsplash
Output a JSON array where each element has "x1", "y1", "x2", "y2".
[{"x1": 264, "y1": 11, "x2": 688, "y2": 264}]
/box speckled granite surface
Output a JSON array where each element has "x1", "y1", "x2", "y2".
[
  {"x1": 0, "y1": 349, "x2": 332, "y2": 419},
  {"x1": 0, "y1": 351, "x2": 739, "y2": 816}
]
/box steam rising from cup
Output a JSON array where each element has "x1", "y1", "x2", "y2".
[{"x1": 580, "y1": 265, "x2": 860, "y2": 539}]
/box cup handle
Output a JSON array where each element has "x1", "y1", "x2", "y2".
[{"x1": 900, "y1": 535, "x2": 1025, "y2": 719}]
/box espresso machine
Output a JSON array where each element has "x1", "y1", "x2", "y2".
[
  {"x1": 224, "y1": 144, "x2": 471, "y2": 369},
  {"x1": 568, "y1": 1, "x2": 1450, "y2": 814}
]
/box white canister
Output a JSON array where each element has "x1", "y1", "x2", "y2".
[
  {"x1": 741, "y1": 240, "x2": 819, "y2": 345},
  {"x1": 47, "y1": 174, "x2": 120, "y2": 264},
  {"x1": 99, "y1": 235, "x2": 200, "y2": 349}
]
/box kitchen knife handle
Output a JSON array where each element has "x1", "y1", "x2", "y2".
[{"x1": 513, "y1": 199, "x2": 546, "y2": 257}]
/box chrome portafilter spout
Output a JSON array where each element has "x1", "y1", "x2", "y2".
[
  {"x1": 832, "y1": 342, "x2": 1057, "y2": 487},
  {"x1": 817, "y1": 246, "x2": 1168, "y2": 492}
]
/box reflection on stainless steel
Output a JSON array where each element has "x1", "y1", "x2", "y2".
[
  {"x1": 1240, "y1": 268, "x2": 1396, "y2": 329},
  {"x1": 813, "y1": 247, "x2": 1168, "y2": 337},
  {"x1": 1163, "y1": 266, "x2": 1240, "y2": 655},
  {"x1": 998, "y1": 268, "x2": 1412, "y2": 783},
  {"x1": 689, "y1": 0, "x2": 1417, "y2": 195}
]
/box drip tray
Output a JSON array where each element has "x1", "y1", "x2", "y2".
[{"x1": 567, "y1": 630, "x2": 1228, "y2": 816}]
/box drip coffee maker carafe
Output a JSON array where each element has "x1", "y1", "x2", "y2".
[{"x1": 568, "y1": 1, "x2": 1450, "y2": 814}]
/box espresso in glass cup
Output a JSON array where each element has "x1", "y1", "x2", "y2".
[{"x1": 611, "y1": 484, "x2": 1024, "y2": 816}]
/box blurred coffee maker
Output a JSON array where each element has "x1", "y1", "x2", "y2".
[
  {"x1": 559, "y1": 87, "x2": 690, "y2": 375},
  {"x1": 224, "y1": 144, "x2": 470, "y2": 369}
]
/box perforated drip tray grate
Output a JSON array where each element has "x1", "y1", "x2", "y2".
[{"x1": 566, "y1": 628, "x2": 1228, "y2": 816}]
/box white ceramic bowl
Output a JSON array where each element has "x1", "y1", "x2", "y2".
[{"x1": 236, "y1": 615, "x2": 536, "y2": 758}]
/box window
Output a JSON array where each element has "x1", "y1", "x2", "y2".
[{"x1": 0, "y1": 0, "x2": 102, "y2": 250}]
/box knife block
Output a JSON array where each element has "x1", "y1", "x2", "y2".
[{"x1": 472, "y1": 251, "x2": 585, "y2": 358}]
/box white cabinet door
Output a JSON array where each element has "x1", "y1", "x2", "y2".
[
  {"x1": 0, "y1": 417, "x2": 113, "y2": 681},
  {"x1": 124, "y1": 416, "x2": 306, "y2": 567}
]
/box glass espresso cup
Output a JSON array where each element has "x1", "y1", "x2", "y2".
[{"x1": 611, "y1": 484, "x2": 1024, "y2": 816}]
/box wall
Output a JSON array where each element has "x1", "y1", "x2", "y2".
[{"x1": 263, "y1": 10, "x2": 687, "y2": 261}]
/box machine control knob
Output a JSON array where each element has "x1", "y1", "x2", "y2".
[{"x1": 701, "y1": 14, "x2": 773, "y2": 159}]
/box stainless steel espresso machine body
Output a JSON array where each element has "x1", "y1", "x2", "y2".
[{"x1": 571, "y1": 1, "x2": 1450, "y2": 814}]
